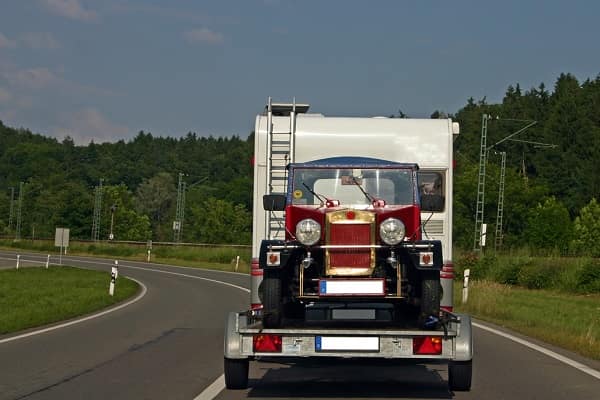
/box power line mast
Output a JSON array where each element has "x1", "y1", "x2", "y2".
[
  {"x1": 8, "y1": 187, "x2": 14, "y2": 231},
  {"x1": 494, "y1": 151, "x2": 506, "y2": 251},
  {"x1": 174, "y1": 173, "x2": 186, "y2": 243},
  {"x1": 15, "y1": 182, "x2": 24, "y2": 241},
  {"x1": 473, "y1": 114, "x2": 489, "y2": 252},
  {"x1": 91, "y1": 179, "x2": 103, "y2": 241}
]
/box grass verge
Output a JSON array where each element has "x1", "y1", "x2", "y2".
[
  {"x1": 0, "y1": 266, "x2": 139, "y2": 335},
  {"x1": 0, "y1": 239, "x2": 251, "y2": 274},
  {"x1": 454, "y1": 280, "x2": 600, "y2": 360}
]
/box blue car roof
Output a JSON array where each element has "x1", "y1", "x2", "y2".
[{"x1": 290, "y1": 156, "x2": 418, "y2": 169}]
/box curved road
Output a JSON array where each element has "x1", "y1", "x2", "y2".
[{"x1": 0, "y1": 250, "x2": 598, "y2": 399}]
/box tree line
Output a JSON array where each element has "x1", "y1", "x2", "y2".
[{"x1": 0, "y1": 72, "x2": 599, "y2": 254}]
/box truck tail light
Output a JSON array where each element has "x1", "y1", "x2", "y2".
[
  {"x1": 253, "y1": 334, "x2": 282, "y2": 353},
  {"x1": 413, "y1": 336, "x2": 443, "y2": 355}
]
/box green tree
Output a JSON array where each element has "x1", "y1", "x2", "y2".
[
  {"x1": 135, "y1": 173, "x2": 176, "y2": 240},
  {"x1": 571, "y1": 198, "x2": 600, "y2": 257},
  {"x1": 524, "y1": 197, "x2": 572, "y2": 253},
  {"x1": 187, "y1": 197, "x2": 251, "y2": 244},
  {"x1": 103, "y1": 184, "x2": 151, "y2": 241}
]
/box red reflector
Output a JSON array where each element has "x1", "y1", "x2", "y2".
[
  {"x1": 346, "y1": 210, "x2": 356, "y2": 219},
  {"x1": 253, "y1": 334, "x2": 282, "y2": 353},
  {"x1": 413, "y1": 336, "x2": 443, "y2": 355}
]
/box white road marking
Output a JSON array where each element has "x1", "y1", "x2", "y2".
[
  {"x1": 0, "y1": 278, "x2": 147, "y2": 344},
  {"x1": 193, "y1": 375, "x2": 226, "y2": 400},
  {"x1": 473, "y1": 322, "x2": 600, "y2": 380}
]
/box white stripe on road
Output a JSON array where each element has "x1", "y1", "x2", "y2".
[
  {"x1": 0, "y1": 278, "x2": 147, "y2": 344},
  {"x1": 193, "y1": 375, "x2": 226, "y2": 400},
  {"x1": 473, "y1": 322, "x2": 600, "y2": 380}
]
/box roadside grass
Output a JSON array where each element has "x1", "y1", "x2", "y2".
[
  {"x1": 0, "y1": 239, "x2": 252, "y2": 274},
  {"x1": 454, "y1": 280, "x2": 600, "y2": 360},
  {"x1": 0, "y1": 266, "x2": 139, "y2": 335}
]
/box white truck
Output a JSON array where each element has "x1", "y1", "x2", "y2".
[{"x1": 224, "y1": 99, "x2": 473, "y2": 391}]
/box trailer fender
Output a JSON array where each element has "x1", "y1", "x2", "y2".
[
  {"x1": 454, "y1": 314, "x2": 473, "y2": 361},
  {"x1": 224, "y1": 312, "x2": 248, "y2": 360}
]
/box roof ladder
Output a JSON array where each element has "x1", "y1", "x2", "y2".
[{"x1": 265, "y1": 97, "x2": 309, "y2": 240}]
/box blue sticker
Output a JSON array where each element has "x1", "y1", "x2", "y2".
[
  {"x1": 315, "y1": 336, "x2": 322, "y2": 351},
  {"x1": 319, "y1": 281, "x2": 327, "y2": 294}
]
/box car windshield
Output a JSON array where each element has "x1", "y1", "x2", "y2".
[{"x1": 290, "y1": 167, "x2": 416, "y2": 206}]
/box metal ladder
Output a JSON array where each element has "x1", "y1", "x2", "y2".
[{"x1": 265, "y1": 97, "x2": 309, "y2": 240}]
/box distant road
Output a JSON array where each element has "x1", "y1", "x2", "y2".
[{"x1": 0, "y1": 250, "x2": 598, "y2": 399}]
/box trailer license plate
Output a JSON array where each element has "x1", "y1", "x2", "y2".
[
  {"x1": 319, "y1": 279, "x2": 384, "y2": 295},
  {"x1": 315, "y1": 336, "x2": 379, "y2": 352}
]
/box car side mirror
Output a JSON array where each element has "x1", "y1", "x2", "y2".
[{"x1": 263, "y1": 194, "x2": 286, "y2": 211}]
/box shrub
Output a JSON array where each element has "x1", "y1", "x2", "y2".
[
  {"x1": 574, "y1": 259, "x2": 600, "y2": 294},
  {"x1": 492, "y1": 258, "x2": 526, "y2": 285},
  {"x1": 517, "y1": 262, "x2": 555, "y2": 289}
]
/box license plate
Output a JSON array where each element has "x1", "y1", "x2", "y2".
[
  {"x1": 319, "y1": 279, "x2": 384, "y2": 296},
  {"x1": 315, "y1": 336, "x2": 379, "y2": 351}
]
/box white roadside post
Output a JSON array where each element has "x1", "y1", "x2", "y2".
[
  {"x1": 147, "y1": 250, "x2": 151, "y2": 262},
  {"x1": 16, "y1": 255, "x2": 20, "y2": 270},
  {"x1": 46, "y1": 254, "x2": 50, "y2": 269},
  {"x1": 462, "y1": 268, "x2": 471, "y2": 304},
  {"x1": 235, "y1": 256, "x2": 240, "y2": 272},
  {"x1": 109, "y1": 260, "x2": 119, "y2": 296}
]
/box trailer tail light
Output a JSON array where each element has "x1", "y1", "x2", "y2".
[
  {"x1": 253, "y1": 334, "x2": 282, "y2": 353},
  {"x1": 413, "y1": 336, "x2": 443, "y2": 355}
]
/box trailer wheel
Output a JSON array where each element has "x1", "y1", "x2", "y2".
[
  {"x1": 448, "y1": 360, "x2": 472, "y2": 391},
  {"x1": 262, "y1": 270, "x2": 282, "y2": 328},
  {"x1": 419, "y1": 272, "x2": 441, "y2": 328},
  {"x1": 224, "y1": 358, "x2": 249, "y2": 389}
]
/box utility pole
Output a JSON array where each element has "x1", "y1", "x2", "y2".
[
  {"x1": 15, "y1": 182, "x2": 23, "y2": 241},
  {"x1": 494, "y1": 152, "x2": 506, "y2": 251},
  {"x1": 474, "y1": 116, "x2": 538, "y2": 252},
  {"x1": 8, "y1": 187, "x2": 14, "y2": 231},
  {"x1": 174, "y1": 173, "x2": 186, "y2": 243},
  {"x1": 473, "y1": 114, "x2": 490, "y2": 252},
  {"x1": 91, "y1": 179, "x2": 103, "y2": 241}
]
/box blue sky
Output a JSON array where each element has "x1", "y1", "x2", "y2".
[{"x1": 0, "y1": 0, "x2": 598, "y2": 144}]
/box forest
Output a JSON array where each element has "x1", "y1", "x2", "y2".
[{"x1": 0, "y1": 72, "x2": 599, "y2": 255}]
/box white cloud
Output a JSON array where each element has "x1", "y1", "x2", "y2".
[
  {"x1": 12, "y1": 67, "x2": 59, "y2": 89},
  {"x1": 40, "y1": 0, "x2": 97, "y2": 22},
  {"x1": 20, "y1": 32, "x2": 61, "y2": 49},
  {"x1": 184, "y1": 28, "x2": 224, "y2": 45},
  {"x1": 55, "y1": 107, "x2": 130, "y2": 144},
  {"x1": 0, "y1": 33, "x2": 17, "y2": 49}
]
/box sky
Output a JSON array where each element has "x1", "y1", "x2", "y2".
[{"x1": 0, "y1": 0, "x2": 599, "y2": 145}]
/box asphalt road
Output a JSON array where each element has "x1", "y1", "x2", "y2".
[{"x1": 0, "y1": 250, "x2": 599, "y2": 399}]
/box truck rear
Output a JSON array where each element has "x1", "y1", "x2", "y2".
[{"x1": 224, "y1": 98, "x2": 472, "y2": 391}]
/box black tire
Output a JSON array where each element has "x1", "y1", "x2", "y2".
[
  {"x1": 224, "y1": 357, "x2": 249, "y2": 389},
  {"x1": 448, "y1": 360, "x2": 472, "y2": 391},
  {"x1": 262, "y1": 270, "x2": 282, "y2": 328},
  {"x1": 419, "y1": 272, "x2": 441, "y2": 328}
]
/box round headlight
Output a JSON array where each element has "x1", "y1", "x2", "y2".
[
  {"x1": 295, "y1": 218, "x2": 321, "y2": 246},
  {"x1": 379, "y1": 218, "x2": 406, "y2": 245}
]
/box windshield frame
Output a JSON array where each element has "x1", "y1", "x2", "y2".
[{"x1": 287, "y1": 164, "x2": 419, "y2": 207}]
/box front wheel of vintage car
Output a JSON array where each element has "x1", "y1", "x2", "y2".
[
  {"x1": 262, "y1": 270, "x2": 283, "y2": 328},
  {"x1": 419, "y1": 271, "x2": 441, "y2": 328}
]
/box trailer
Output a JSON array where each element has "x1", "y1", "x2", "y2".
[{"x1": 224, "y1": 98, "x2": 472, "y2": 391}]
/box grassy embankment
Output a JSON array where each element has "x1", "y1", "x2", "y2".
[
  {"x1": 0, "y1": 239, "x2": 252, "y2": 273},
  {"x1": 0, "y1": 266, "x2": 139, "y2": 335},
  {"x1": 453, "y1": 252, "x2": 600, "y2": 360}
]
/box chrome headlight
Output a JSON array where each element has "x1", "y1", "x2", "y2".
[
  {"x1": 379, "y1": 218, "x2": 405, "y2": 245},
  {"x1": 295, "y1": 219, "x2": 321, "y2": 246}
]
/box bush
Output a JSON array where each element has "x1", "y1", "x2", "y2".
[
  {"x1": 492, "y1": 258, "x2": 527, "y2": 285},
  {"x1": 574, "y1": 259, "x2": 600, "y2": 294},
  {"x1": 517, "y1": 262, "x2": 555, "y2": 289}
]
